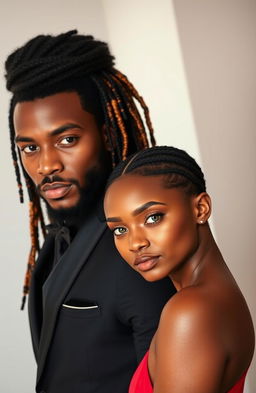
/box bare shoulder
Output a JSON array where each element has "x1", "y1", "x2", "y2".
[
  {"x1": 151, "y1": 285, "x2": 254, "y2": 393},
  {"x1": 152, "y1": 287, "x2": 228, "y2": 393},
  {"x1": 157, "y1": 286, "x2": 222, "y2": 343}
]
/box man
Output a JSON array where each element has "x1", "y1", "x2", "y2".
[{"x1": 5, "y1": 30, "x2": 175, "y2": 393}]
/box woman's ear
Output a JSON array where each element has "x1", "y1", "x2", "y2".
[{"x1": 194, "y1": 192, "x2": 211, "y2": 224}]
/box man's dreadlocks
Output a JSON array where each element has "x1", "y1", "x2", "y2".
[{"x1": 5, "y1": 30, "x2": 155, "y2": 308}]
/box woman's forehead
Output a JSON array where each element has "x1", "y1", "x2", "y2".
[
  {"x1": 108, "y1": 174, "x2": 164, "y2": 194},
  {"x1": 104, "y1": 174, "x2": 186, "y2": 212}
]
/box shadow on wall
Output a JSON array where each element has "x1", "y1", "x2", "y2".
[{"x1": 173, "y1": 1, "x2": 256, "y2": 391}]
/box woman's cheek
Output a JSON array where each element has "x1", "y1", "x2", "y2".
[{"x1": 115, "y1": 238, "x2": 133, "y2": 266}]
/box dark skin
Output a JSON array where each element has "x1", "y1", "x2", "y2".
[
  {"x1": 14, "y1": 92, "x2": 105, "y2": 212},
  {"x1": 104, "y1": 174, "x2": 255, "y2": 393}
]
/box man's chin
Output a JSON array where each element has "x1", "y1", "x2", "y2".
[
  {"x1": 45, "y1": 199, "x2": 84, "y2": 226},
  {"x1": 43, "y1": 187, "x2": 101, "y2": 228},
  {"x1": 46, "y1": 198, "x2": 80, "y2": 211},
  {"x1": 40, "y1": 162, "x2": 110, "y2": 227}
]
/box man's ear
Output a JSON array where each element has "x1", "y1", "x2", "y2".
[
  {"x1": 194, "y1": 192, "x2": 211, "y2": 224},
  {"x1": 102, "y1": 124, "x2": 117, "y2": 151}
]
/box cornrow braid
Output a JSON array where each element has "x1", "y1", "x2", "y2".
[
  {"x1": 106, "y1": 146, "x2": 206, "y2": 195},
  {"x1": 5, "y1": 30, "x2": 155, "y2": 306}
]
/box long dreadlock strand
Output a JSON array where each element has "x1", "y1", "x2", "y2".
[
  {"x1": 20, "y1": 198, "x2": 40, "y2": 310},
  {"x1": 110, "y1": 72, "x2": 149, "y2": 149},
  {"x1": 9, "y1": 98, "x2": 24, "y2": 203},
  {"x1": 113, "y1": 69, "x2": 155, "y2": 146},
  {"x1": 102, "y1": 74, "x2": 129, "y2": 159},
  {"x1": 90, "y1": 76, "x2": 118, "y2": 166},
  {"x1": 110, "y1": 98, "x2": 128, "y2": 159},
  {"x1": 21, "y1": 176, "x2": 45, "y2": 309}
]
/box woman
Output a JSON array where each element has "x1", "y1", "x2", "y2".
[{"x1": 104, "y1": 146, "x2": 254, "y2": 393}]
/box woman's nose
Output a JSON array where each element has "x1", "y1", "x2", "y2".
[{"x1": 129, "y1": 231, "x2": 150, "y2": 252}]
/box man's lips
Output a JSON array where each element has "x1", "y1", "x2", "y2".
[
  {"x1": 40, "y1": 182, "x2": 73, "y2": 200},
  {"x1": 134, "y1": 255, "x2": 160, "y2": 272}
]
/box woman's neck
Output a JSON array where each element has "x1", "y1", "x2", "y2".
[{"x1": 169, "y1": 225, "x2": 223, "y2": 291}]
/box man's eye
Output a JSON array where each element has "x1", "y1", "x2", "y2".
[
  {"x1": 113, "y1": 227, "x2": 127, "y2": 236},
  {"x1": 60, "y1": 136, "x2": 77, "y2": 145},
  {"x1": 145, "y1": 213, "x2": 163, "y2": 225},
  {"x1": 22, "y1": 145, "x2": 38, "y2": 153}
]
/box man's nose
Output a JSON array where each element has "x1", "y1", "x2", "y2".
[
  {"x1": 37, "y1": 149, "x2": 63, "y2": 176},
  {"x1": 129, "y1": 230, "x2": 150, "y2": 252}
]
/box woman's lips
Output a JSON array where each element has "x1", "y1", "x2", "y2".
[
  {"x1": 41, "y1": 183, "x2": 73, "y2": 200},
  {"x1": 134, "y1": 255, "x2": 160, "y2": 272}
]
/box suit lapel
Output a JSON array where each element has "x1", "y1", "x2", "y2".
[
  {"x1": 28, "y1": 233, "x2": 55, "y2": 361},
  {"x1": 36, "y1": 213, "x2": 107, "y2": 383}
]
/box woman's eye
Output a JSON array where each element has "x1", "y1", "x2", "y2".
[
  {"x1": 145, "y1": 213, "x2": 163, "y2": 225},
  {"x1": 60, "y1": 136, "x2": 78, "y2": 145},
  {"x1": 113, "y1": 227, "x2": 127, "y2": 236},
  {"x1": 22, "y1": 145, "x2": 39, "y2": 153}
]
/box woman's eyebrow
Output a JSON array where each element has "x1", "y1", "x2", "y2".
[
  {"x1": 105, "y1": 217, "x2": 122, "y2": 223},
  {"x1": 106, "y1": 201, "x2": 166, "y2": 222},
  {"x1": 132, "y1": 201, "x2": 166, "y2": 216}
]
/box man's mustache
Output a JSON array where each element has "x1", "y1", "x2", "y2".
[{"x1": 37, "y1": 176, "x2": 79, "y2": 193}]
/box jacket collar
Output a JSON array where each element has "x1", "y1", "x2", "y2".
[{"x1": 28, "y1": 233, "x2": 55, "y2": 361}]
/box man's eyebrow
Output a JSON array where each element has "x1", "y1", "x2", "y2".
[
  {"x1": 15, "y1": 135, "x2": 35, "y2": 143},
  {"x1": 15, "y1": 123, "x2": 82, "y2": 143},
  {"x1": 50, "y1": 123, "x2": 82, "y2": 136},
  {"x1": 106, "y1": 201, "x2": 166, "y2": 223}
]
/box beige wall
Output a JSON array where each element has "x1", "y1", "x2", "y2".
[
  {"x1": 1, "y1": 0, "x2": 255, "y2": 392},
  {"x1": 173, "y1": 1, "x2": 256, "y2": 390}
]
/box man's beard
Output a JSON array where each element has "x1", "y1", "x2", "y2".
[{"x1": 42, "y1": 164, "x2": 110, "y2": 229}]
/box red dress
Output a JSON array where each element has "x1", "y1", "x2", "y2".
[{"x1": 129, "y1": 351, "x2": 247, "y2": 393}]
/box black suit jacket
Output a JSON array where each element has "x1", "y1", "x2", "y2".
[{"x1": 28, "y1": 212, "x2": 175, "y2": 393}]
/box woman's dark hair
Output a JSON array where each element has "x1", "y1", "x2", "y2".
[
  {"x1": 106, "y1": 146, "x2": 206, "y2": 195},
  {"x1": 5, "y1": 30, "x2": 155, "y2": 308}
]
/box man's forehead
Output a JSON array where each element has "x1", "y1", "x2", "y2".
[
  {"x1": 13, "y1": 92, "x2": 94, "y2": 133},
  {"x1": 14, "y1": 91, "x2": 83, "y2": 112}
]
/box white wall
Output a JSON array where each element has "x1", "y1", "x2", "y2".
[
  {"x1": 102, "y1": 0, "x2": 200, "y2": 156},
  {"x1": 1, "y1": 0, "x2": 255, "y2": 392}
]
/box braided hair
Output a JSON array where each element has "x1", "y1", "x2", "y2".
[
  {"x1": 5, "y1": 30, "x2": 155, "y2": 308},
  {"x1": 106, "y1": 146, "x2": 206, "y2": 196}
]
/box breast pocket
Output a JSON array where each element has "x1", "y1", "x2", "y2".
[{"x1": 62, "y1": 300, "x2": 101, "y2": 319}]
